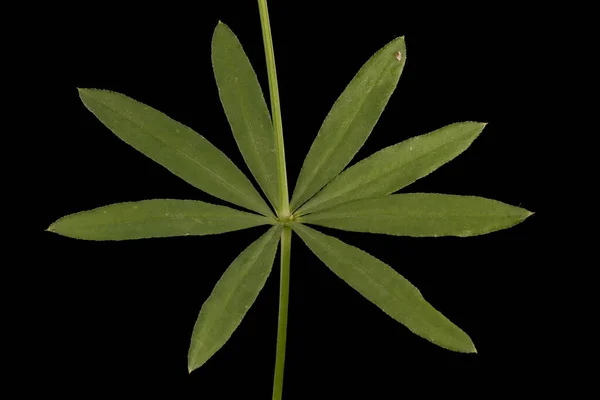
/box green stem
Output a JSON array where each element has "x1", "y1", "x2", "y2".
[
  {"x1": 257, "y1": 2, "x2": 291, "y2": 397},
  {"x1": 257, "y1": 0, "x2": 289, "y2": 217},
  {"x1": 273, "y1": 225, "x2": 291, "y2": 400}
]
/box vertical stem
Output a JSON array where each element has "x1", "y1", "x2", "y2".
[
  {"x1": 273, "y1": 226, "x2": 291, "y2": 400},
  {"x1": 257, "y1": 2, "x2": 291, "y2": 397},
  {"x1": 257, "y1": 0, "x2": 289, "y2": 217}
]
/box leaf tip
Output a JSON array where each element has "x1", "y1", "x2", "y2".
[
  {"x1": 187, "y1": 355, "x2": 199, "y2": 374},
  {"x1": 393, "y1": 36, "x2": 407, "y2": 61},
  {"x1": 213, "y1": 20, "x2": 232, "y2": 44},
  {"x1": 461, "y1": 121, "x2": 488, "y2": 139},
  {"x1": 470, "y1": 343, "x2": 478, "y2": 354},
  {"x1": 516, "y1": 204, "x2": 535, "y2": 219},
  {"x1": 457, "y1": 336, "x2": 478, "y2": 354},
  {"x1": 215, "y1": 20, "x2": 230, "y2": 32},
  {"x1": 77, "y1": 87, "x2": 94, "y2": 102},
  {"x1": 46, "y1": 224, "x2": 55, "y2": 233},
  {"x1": 466, "y1": 121, "x2": 488, "y2": 132}
]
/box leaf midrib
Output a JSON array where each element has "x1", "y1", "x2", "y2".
[
  {"x1": 88, "y1": 93, "x2": 262, "y2": 212},
  {"x1": 308, "y1": 213, "x2": 522, "y2": 219},
  {"x1": 58, "y1": 213, "x2": 265, "y2": 228}
]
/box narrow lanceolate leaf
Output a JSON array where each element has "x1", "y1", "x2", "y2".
[
  {"x1": 188, "y1": 225, "x2": 282, "y2": 372},
  {"x1": 212, "y1": 22, "x2": 280, "y2": 211},
  {"x1": 296, "y1": 122, "x2": 486, "y2": 215},
  {"x1": 46, "y1": 199, "x2": 273, "y2": 241},
  {"x1": 78, "y1": 88, "x2": 273, "y2": 217},
  {"x1": 290, "y1": 36, "x2": 407, "y2": 211},
  {"x1": 291, "y1": 223, "x2": 476, "y2": 353},
  {"x1": 301, "y1": 194, "x2": 533, "y2": 237}
]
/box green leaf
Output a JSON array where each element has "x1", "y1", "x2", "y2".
[
  {"x1": 300, "y1": 194, "x2": 533, "y2": 237},
  {"x1": 291, "y1": 223, "x2": 476, "y2": 353},
  {"x1": 212, "y1": 22, "x2": 280, "y2": 212},
  {"x1": 47, "y1": 199, "x2": 273, "y2": 241},
  {"x1": 290, "y1": 36, "x2": 407, "y2": 211},
  {"x1": 78, "y1": 88, "x2": 273, "y2": 217},
  {"x1": 188, "y1": 225, "x2": 282, "y2": 372},
  {"x1": 296, "y1": 122, "x2": 486, "y2": 215}
]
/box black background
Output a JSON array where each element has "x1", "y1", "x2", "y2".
[{"x1": 35, "y1": 0, "x2": 546, "y2": 398}]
